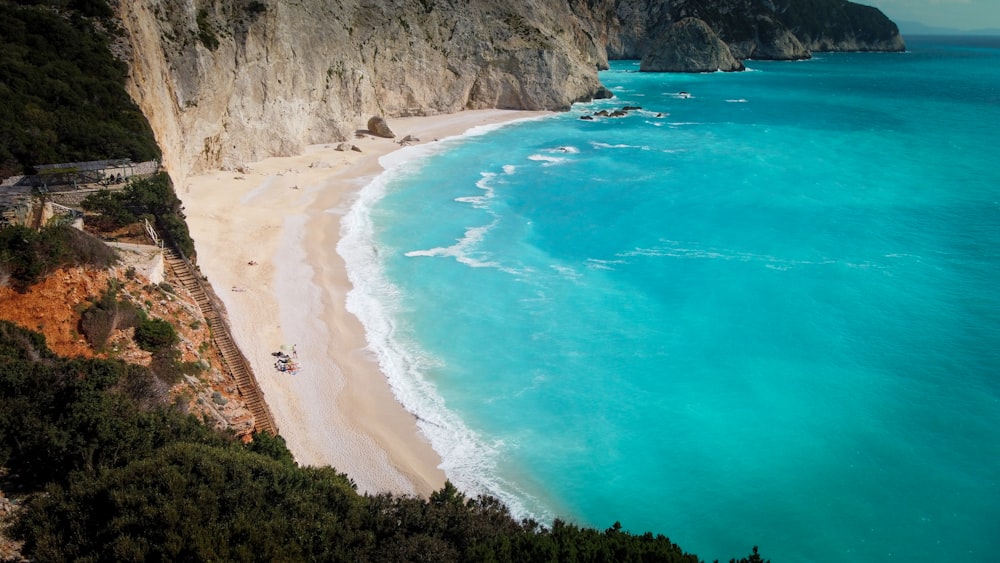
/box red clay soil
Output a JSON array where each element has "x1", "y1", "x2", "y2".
[
  {"x1": 1, "y1": 265, "x2": 255, "y2": 439},
  {"x1": 0, "y1": 267, "x2": 111, "y2": 358}
]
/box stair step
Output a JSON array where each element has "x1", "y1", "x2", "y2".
[{"x1": 164, "y1": 245, "x2": 277, "y2": 435}]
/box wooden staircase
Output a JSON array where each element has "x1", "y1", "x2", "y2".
[{"x1": 163, "y1": 247, "x2": 277, "y2": 436}]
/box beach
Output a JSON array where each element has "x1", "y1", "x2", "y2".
[{"x1": 178, "y1": 109, "x2": 545, "y2": 497}]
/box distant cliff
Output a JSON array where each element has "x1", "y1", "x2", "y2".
[
  {"x1": 112, "y1": 0, "x2": 903, "y2": 179},
  {"x1": 576, "y1": 0, "x2": 904, "y2": 71}
]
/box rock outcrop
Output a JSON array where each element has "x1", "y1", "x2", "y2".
[
  {"x1": 771, "y1": 0, "x2": 906, "y2": 52},
  {"x1": 641, "y1": 18, "x2": 743, "y2": 72},
  {"x1": 111, "y1": 0, "x2": 904, "y2": 183},
  {"x1": 367, "y1": 116, "x2": 395, "y2": 139}
]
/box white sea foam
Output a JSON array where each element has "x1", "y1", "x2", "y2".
[
  {"x1": 550, "y1": 264, "x2": 582, "y2": 280},
  {"x1": 534, "y1": 145, "x2": 579, "y2": 158},
  {"x1": 585, "y1": 258, "x2": 624, "y2": 271},
  {"x1": 405, "y1": 222, "x2": 502, "y2": 269},
  {"x1": 591, "y1": 141, "x2": 650, "y2": 151},
  {"x1": 454, "y1": 172, "x2": 497, "y2": 209},
  {"x1": 338, "y1": 117, "x2": 552, "y2": 523},
  {"x1": 617, "y1": 240, "x2": 885, "y2": 271},
  {"x1": 475, "y1": 171, "x2": 497, "y2": 189},
  {"x1": 502, "y1": 164, "x2": 517, "y2": 175},
  {"x1": 634, "y1": 109, "x2": 665, "y2": 118},
  {"x1": 725, "y1": 99, "x2": 749, "y2": 103},
  {"x1": 528, "y1": 154, "x2": 569, "y2": 166}
]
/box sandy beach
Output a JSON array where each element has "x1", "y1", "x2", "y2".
[{"x1": 178, "y1": 109, "x2": 544, "y2": 497}]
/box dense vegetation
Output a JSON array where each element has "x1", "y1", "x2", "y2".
[
  {"x1": 82, "y1": 172, "x2": 196, "y2": 258},
  {"x1": 0, "y1": 322, "x2": 767, "y2": 562},
  {"x1": 0, "y1": 223, "x2": 115, "y2": 291},
  {"x1": 0, "y1": 0, "x2": 159, "y2": 176}
]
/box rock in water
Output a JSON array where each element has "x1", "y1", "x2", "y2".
[
  {"x1": 640, "y1": 18, "x2": 744, "y2": 73},
  {"x1": 367, "y1": 116, "x2": 395, "y2": 139}
]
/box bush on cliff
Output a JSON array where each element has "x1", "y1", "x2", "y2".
[
  {"x1": 133, "y1": 316, "x2": 177, "y2": 352},
  {"x1": 82, "y1": 172, "x2": 196, "y2": 258},
  {"x1": 0, "y1": 223, "x2": 116, "y2": 292}
]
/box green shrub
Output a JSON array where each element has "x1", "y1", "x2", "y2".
[
  {"x1": 177, "y1": 360, "x2": 204, "y2": 375},
  {"x1": 245, "y1": 431, "x2": 295, "y2": 466},
  {"x1": 133, "y1": 317, "x2": 177, "y2": 352},
  {"x1": 0, "y1": 224, "x2": 116, "y2": 291},
  {"x1": 82, "y1": 172, "x2": 196, "y2": 257},
  {"x1": 148, "y1": 347, "x2": 184, "y2": 384}
]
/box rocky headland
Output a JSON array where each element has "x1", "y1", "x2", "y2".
[{"x1": 110, "y1": 0, "x2": 903, "y2": 181}]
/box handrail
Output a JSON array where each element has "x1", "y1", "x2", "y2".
[{"x1": 162, "y1": 246, "x2": 278, "y2": 436}]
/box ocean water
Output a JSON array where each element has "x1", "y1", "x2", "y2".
[{"x1": 339, "y1": 36, "x2": 1000, "y2": 562}]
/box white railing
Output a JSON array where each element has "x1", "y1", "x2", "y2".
[{"x1": 144, "y1": 217, "x2": 161, "y2": 247}]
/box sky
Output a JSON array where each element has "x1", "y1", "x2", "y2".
[{"x1": 865, "y1": 0, "x2": 1000, "y2": 31}]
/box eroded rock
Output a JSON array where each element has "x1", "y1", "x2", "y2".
[
  {"x1": 640, "y1": 18, "x2": 744, "y2": 73},
  {"x1": 367, "y1": 116, "x2": 395, "y2": 139}
]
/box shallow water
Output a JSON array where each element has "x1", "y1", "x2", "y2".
[{"x1": 341, "y1": 36, "x2": 1000, "y2": 562}]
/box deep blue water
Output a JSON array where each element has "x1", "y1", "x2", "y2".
[{"x1": 340, "y1": 36, "x2": 1000, "y2": 562}]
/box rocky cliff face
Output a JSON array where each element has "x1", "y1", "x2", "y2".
[
  {"x1": 640, "y1": 17, "x2": 745, "y2": 72},
  {"x1": 113, "y1": 0, "x2": 903, "y2": 180},
  {"x1": 578, "y1": 0, "x2": 900, "y2": 68},
  {"x1": 771, "y1": 0, "x2": 906, "y2": 52},
  {"x1": 114, "y1": 0, "x2": 609, "y2": 180}
]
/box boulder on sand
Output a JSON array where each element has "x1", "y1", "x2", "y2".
[{"x1": 367, "y1": 116, "x2": 396, "y2": 138}]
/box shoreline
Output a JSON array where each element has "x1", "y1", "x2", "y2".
[{"x1": 178, "y1": 109, "x2": 546, "y2": 496}]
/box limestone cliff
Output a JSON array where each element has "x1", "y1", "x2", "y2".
[
  {"x1": 113, "y1": 0, "x2": 903, "y2": 180},
  {"x1": 113, "y1": 0, "x2": 608, "y2": 181},
  {"x1": 771, "y1": 0, "x2": 906, "y2": 52},
  {"x1": 640, "y1": 18, "x2": 744, "y2": 72}
]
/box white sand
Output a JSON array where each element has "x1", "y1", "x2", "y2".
[{"x1": 178, "y1": 110, "x2": 545, "y2": 496}]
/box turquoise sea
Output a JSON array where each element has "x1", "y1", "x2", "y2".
[{"x1": 340, "y1": 36, "x2": 1000, "y2": 562}]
